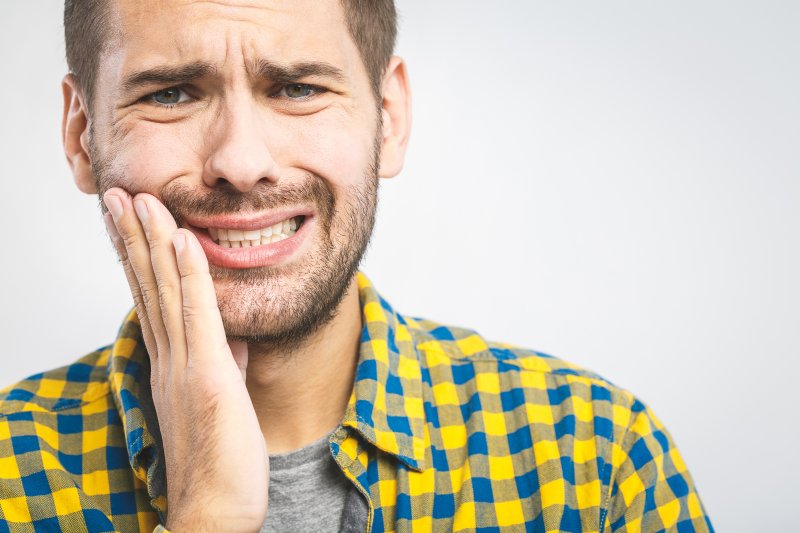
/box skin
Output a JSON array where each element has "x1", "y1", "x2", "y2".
[{"x1": 61, "y1": 1, "x2": 411, "y2": 531}]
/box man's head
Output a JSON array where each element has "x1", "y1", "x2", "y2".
[{"x1": 61, "y1": 0, "x2": 411, "y2": 348}]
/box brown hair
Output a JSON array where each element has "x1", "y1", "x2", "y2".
[{"x1": 64, "y1": 0, "x2": 397, "y2": 111}]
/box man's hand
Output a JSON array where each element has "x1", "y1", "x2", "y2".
[{"x1": 103, "y1": 189, "x2": 268, "y2": 533}]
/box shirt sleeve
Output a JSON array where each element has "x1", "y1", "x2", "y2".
[{"x1": 606, "y1": 400, "x2": 714, "y2": 532}]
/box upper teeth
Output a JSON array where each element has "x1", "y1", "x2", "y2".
[{"x1": 209, "y1": 216, "x2": 301, "y2": 248}]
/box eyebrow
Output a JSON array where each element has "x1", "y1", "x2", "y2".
[
  {"x1": 251, "y1": 59, "x2": 347, "y2": 84},
  {"x1": 121, "y1": 62, "x2": 216, "y2": 93},
  {"x1": 120, "y1": 59, "x2": 347, "y2": 94}
]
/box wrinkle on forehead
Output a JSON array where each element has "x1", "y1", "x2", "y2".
[{"x1": 114, "y1": 0, "x2": 353, "y2": 76}]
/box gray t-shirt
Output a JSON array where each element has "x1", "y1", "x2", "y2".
[{"x1": 260, "y1": 432, "x2": 360, "y2": 533}]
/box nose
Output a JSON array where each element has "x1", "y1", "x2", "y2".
[{"x1": 203, "y1": 98, "x2": 278, "y2": 192}]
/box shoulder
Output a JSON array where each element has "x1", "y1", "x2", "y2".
[
  {"x1": 403, "y1": 314, "x2": 635, "y2": 407},
  {"x1": 0, "y1": 347, "x2": 113, "y2": 418}
]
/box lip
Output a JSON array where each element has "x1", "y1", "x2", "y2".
[
  {"x1": 186, "y1": 212, "x2": 315, "y2": 269},
  {"x1": 182, "y1": 207, "x2": 312, "y2": 232}
]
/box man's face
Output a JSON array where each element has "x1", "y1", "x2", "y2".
[{"x1": 88, "y1": 0, "x2": 383, "y2": 345}]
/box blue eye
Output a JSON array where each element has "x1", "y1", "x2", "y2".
[
  {"x1": 281, "y1": 84, "x2": 318, "y2": 99},
  {"x1": 152, "y1": 88, "x2": 184, "y2": 105}
]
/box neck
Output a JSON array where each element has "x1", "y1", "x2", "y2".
[{"x1": 242, "y1": 277, "x2": 362, "y2": 454}]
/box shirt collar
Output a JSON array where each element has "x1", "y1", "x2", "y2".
[
  {"x1": 106, "y1": 272, "x2": 429, "y2": 498},
  {"x1": 343, "y1": 273, "x2": 429, "y2": 471}
]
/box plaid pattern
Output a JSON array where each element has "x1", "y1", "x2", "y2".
[{"x1": 0, "y1": 273, "x2": 712, "y2": 532}]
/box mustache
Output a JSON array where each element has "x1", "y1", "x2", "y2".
[{"x1": 157, "y1": 178, "x2": 335, "y2": 229}]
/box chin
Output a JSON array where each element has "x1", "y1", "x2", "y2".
[{"x1": 212, "y1": 269, "x2": 352, "y2": 349}]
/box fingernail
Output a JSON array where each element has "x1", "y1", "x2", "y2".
[
  {"x1": 104, "y1": 194, "x2": 123, "y2": 221},
  {"x1": 172, "y1": 232, "x2": 186, "y2": 253},
  {"x1": 134, "y1": 199, "x2": 149, "y2": 224}
]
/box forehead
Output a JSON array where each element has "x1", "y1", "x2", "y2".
[{"x1": 107, "y1": 0, "x2": 359, "y2": 79}]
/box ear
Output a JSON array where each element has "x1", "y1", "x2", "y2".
[
  {"x1": 62, "y1": 74, "x2": 97, "y2": 194},
  {"x1": 378, "y1": 56, "x2": 412, "y2": 179}
]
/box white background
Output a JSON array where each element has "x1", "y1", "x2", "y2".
[{"x1": 1, "y1": 2, "x2": 798, "y2": 531}]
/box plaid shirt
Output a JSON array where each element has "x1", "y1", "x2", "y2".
[{"x1": 0, "y1": 273, "x2": 712, "y2": 532}]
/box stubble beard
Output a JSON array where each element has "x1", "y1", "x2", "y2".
[{"x1": 92, "y1": 132, "x2": 381, "y2": 354}]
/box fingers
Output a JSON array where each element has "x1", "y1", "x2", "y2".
[
  {"x1": 132, "y1": 195, "x2": 189, "y2": 370},
  {"x1": 103, "y1": 188, "x2": 187, "y2": 372},
  {"x1": 103, "y1": 212, "x2": 159, "y2": 369},
  {"x1": 172, "y1": 229, "x2": 235, "y2": 369},
  {"x1": 104, "y1": 189, "x2": 171, "y2": 367}
]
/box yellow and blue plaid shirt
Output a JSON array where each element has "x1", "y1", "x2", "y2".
[{"x1": 0, "y1": 274, "x2": 712, "y2": 532}]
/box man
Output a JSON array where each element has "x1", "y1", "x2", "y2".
[{"x1": 0, "y1": 1, "x2": 713, "y2": 532}]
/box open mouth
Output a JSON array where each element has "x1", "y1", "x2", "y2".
[{"x1": 205, "y1": 215, "x2": 307, "y2": 248}]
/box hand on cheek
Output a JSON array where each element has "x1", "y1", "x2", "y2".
[{"x1": 102, "y1": 188, "x2": 269, "y2": 533}]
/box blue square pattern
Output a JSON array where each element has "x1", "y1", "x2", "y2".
[
  {"x1": 450, "y1": 363, "x2": 476, "y2": 386},
  {"x1": 81, "y1": 509, "x2": 116, "y2": 531},
  {"x1": 653, "y1": 429, "x2": 670, "y2": 453},
  {"x1": 386, "y1": 323, "x2": 399, "y2": 354},
  {"x1": 355, "y1": 400, "x2": 375, "y2": 427},
  {"x1": 499, "y1": 387, "x2": 526, "y2": 413},
  {"x1": 109, "y1": 491, "x2": 138, "y2": 515},
  {"x1": 105, "y1": 446, "x2": 130, "y2": 471},
  {"x1": 65, "y1": 363, "x2": 94, "y2": 383},
  {"x1": 467, "y1": 431, "x2": 489, "y2": 456},
  {"x1": 514, "y1": 470, "x2": 538, "y2": 499},
  {"x1": 32, "y1": 517, "x2": 61, "y2": 533},
  {"x1": 424, "y1": 400, "x2": 441, "y2": 429},
  {"x1": 628, "y1": 438, "x2": 655, "y2": 472},
  {"x1": 118, "y1": 389, "x2": 140, "y2": 417},
  {"x1": 593, "y1": 415, "x2": 614, "y2": 441},
  {"x1": 643, "y1": 483, "x2": 658, "y2": 514},
  {"x1": 355, "y1": 358, "x2": 378, "y2": 382},
  {"x1": 11, "y1": 435, "x2": 40, "y2": 455},
  {"x1": 430, "y1": 326, "x2": 456, "y2": 341},
  {"x1": 386, "y1": 415, "x2": 412, "y2": 437},
  {"x1": 384, "y1": 372, "x2": 404, "y2": 396},
  {"x1": 590, "y1": 384, "x2": 612, "y2": 403},
  {"x1": 395, "y1": 493, "x2": 413, "y2": 520},
  {"x1": 7, "y1": 410, "x2": 34, "y2": 423},
  {"x1": 667, "y1": 473, "x2": 690, "y2": 499},
  {"x1": 56, "y1": 413, "x2": 83, "y2": 435},
  {"x1": 21, "y1": 470, "x2": 51, "y2": 498},
  {"x1": 507, "y1": 425, "x2": 533, "y2": 455},
  {"x1": 432, "y1": 492, "x2": 455, "y2": 519},
  {"x1": 560, "y1": 456, "x2": 576, "y2": 485},
  {"x1": 459, "y1": 392, "x2": 484, "y2": 424},
  {"x1": 5, "y1": 389, "x2": 34, "y2": 403},
  {"x1": 553, "y1": 414, "x2": 576, "y2": 441},
  {"x1": 372, "y1": 507, "x2": 385, "y2": 532},
  {"x1": 57, "y1": 451, "x2": 82, "y2": 475},
  {"x1": 546, "y1": 383, "x2": 573, "y2": 407},
  {"x1": 472, "y1": 476, "x2": 494, "y2": 503},
  {"x1": 559, "y1": 506, "x2": 582, "y2": 531},
  {"x1": 365, "y1": 457, "x2": 380, "y2": 489}
]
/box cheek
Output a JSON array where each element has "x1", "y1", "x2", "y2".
[
  {"x1": 285, "y1": 111, "x2": 377, "y2": 189},
  {"x1": 111, "y1": 123, "x2": 205, "y2": 193}
]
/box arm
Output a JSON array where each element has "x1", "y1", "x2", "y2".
[{"x1": 606, "y1": 400, "x2": 713, "y2": 532}]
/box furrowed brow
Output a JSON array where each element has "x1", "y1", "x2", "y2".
[
  {"x1": 121, "y1": 62, "x2": 216, "y2": 93},
  {"x1": 252, "y1": 59, "x2": 347, "y2": 84}
]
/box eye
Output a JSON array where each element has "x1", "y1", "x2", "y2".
[
  {"x1": 151, "y1": 87, "x2": 188, "y2": 105},
  {"x1": 277, "y1": 83, "x2": 323, "y2": 99}
]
